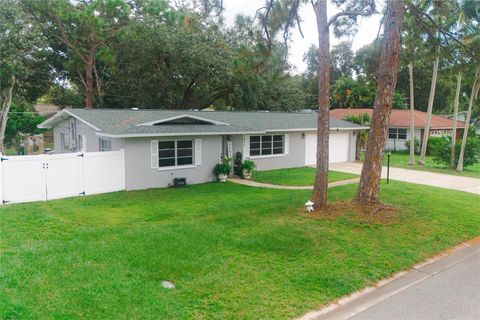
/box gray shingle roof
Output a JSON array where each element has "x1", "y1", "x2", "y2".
[{"x1": 40, "y1": 108, "x2": 366, "y2": 137}]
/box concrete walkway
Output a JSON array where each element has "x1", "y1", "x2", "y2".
[
  {"x1": 229, "y1": 177, "x2": 360, "y2": 190},
  {"x1": 329, "y1": 162, "x2": 480, "y2": 195},
  {"x1": 300, "y1": 238, "x2": 480, "y2": 320}
]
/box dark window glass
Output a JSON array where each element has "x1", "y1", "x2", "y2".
[
  {"x1": 159, "y1": 158, "x2": 175, "y2": 167},
  {"x1": 273, "y1": 148, "x2": 283, "y2": 154},
  {"x1": 177, "y1": 148, "x2": 193, "y2": 157},
  {"x1": 250, "y1": 136, "x2": 260, "y2": 143},
  {"x1": 250, "y1": 149, "x2": 260, "y2": 156},
  {"x1": 273, "y1": 135, "x2": 283, "y2": 141},
  {"x1": 177, "y1": 140, "x2": 192, "y2": 148},
  {"x1": 398, "y1": 129, "x2": 407, "y2": 139},
  {"x1": 262, "y1": 148, "x2": 272, "y2": 155},
  {"x1": 159, "y1": 149, "x2": 175, "y2": 158},
  {"x1": 177, "y1": 157, "x2": 193, "y2": 166},
  {"x1": 159, "y1": 141, "x2": 175, "y2": 149},
  {"x1": 273, "y1": 141, "x2": 283, "y2": 148},
  {"x1": 388, "y1": 129, "x2": 397, "y2": 139},
  {"x1": 262, "y1": 136, "x2": 272, "y2": 142},
  {"x1": 250, "y1": 142, "x2": 260, "y2": 149}
]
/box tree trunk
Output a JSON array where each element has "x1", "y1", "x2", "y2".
[
  {"x1": 0, "y1": 76, "x2": 15, "y2": 154},
  {"x1": 418, "y1": 47, "x2": 440, "y2": 164},
  {"x1": 312, "y1": 0, "x2": 330, "y2": 209},
  {"x1": 355, "y1": 137, "x2": 361, "y2": 161},
  {"x1": 408, "y1": 61, "x2": 415, "y2": 165},
  {"x1": 356, "y1": 0, "x2": 404, "y2": 204},
  {"x1": 450, "y1": 72, "x2": 462, "y2": 169},
  {"x1": 85, "y1": 48, "x2": 95, "y2": 109},
  {"x1": 457, "y1": 65, "x2": 480, "y2": 172}
]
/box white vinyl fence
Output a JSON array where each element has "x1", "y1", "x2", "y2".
[{"x1": 0, "y1": 149, "x2": 125, "y2": 205}]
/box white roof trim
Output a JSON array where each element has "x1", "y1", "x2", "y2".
[
  {"x1": 264, "y1": 127, "x2": 369, "y2": 133},
  {"x1": 95, "y1": 131, "x2": 265, "y2": 138},
  {"x1": 37, "y1": 109, "x2": 102, "y2": 131},
  {"x1": 137, "y1": 114, "x2": 230, "y2": 126},
  {"x1": 96, "y1": 127, "x2": 368, "y2": 138}
]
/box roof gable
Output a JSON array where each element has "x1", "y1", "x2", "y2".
[{"x1": 137, "y1": 114, "x2": 230, "y2": 126}]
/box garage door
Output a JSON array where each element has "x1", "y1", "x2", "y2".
[{"x1": 305, "y1": 132, "x2": 351, "y2": 165}]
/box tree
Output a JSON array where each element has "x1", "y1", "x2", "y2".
[
  {"x1": 26, "y1": 0, "x2": 131, "y2": 108},
  {"x1": 457, "y1": 65, "x2": 480, "y2": 171},
  {"x1": 450, "y1": 71, "x2": 462, "y2": 168},
  {"x1": 418, "y1": 46, "x2": 440, "y2": 165},
  {"x1": 0, "y1": 0, "x2": 42, "y2": 154},
  {"x1": 343, "y1": 113, "x2": 370, "y2": 160},
  {"x1": 330, "y1": 41, "x2": 354, "y2": 82},
  {"x1": 356, "y1": 0, "x2": 405, "y2": 204},
  {"x1": 4, "y1": 101, "x2": 45, "y2": 151},
  {"x1": 259, "y1": 0, "x2": 375, "y2": 209}
]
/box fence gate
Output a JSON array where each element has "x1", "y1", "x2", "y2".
[
  {"x1": 1, "y1": 155, "x2": 46, "y2": 204},
  {"x1": 0, "y1": 149, "x2": 125, "y2": 205}
]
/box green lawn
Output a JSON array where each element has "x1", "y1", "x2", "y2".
[
  {"x1": 375, "y1": 152, "x2": 480, "y2": 178},
  {"x1": 251, "y1": 167, "x2": 358, "y2": 186},
  {"x1": 1, "y1": 182, "x2": 479, "y2": 319}
]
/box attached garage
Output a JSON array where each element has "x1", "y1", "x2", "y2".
[{"x1": 305, "y1": 131, "x2": 353, "y2": 165}]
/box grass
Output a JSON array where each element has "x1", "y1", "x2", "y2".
[
  {"x1": 375, "y1": 152, "x2": 480, "y2": 178},
  {"x1": 251, "y1": 167, "x2": 358, "y2": 186},
  {"x1": 1, "y1": 182, "x2": 479, "y2": 319}
]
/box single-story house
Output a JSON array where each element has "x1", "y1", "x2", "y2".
[
  {"x1": 330, "y1": 108, "x2": 466, "y2": 151},
  {"x1": 38, "y1": 108, "x2": 367, "y2": 190}
]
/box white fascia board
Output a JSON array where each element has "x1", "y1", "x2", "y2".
[
  {"x1": 263, "y1": 127, "x2": 369, "y2": 133},
  {"x1": 137, "y1": 114, "x2": 230, "y2": 126},
  {"x1": 37, "y1": 109, "x2": 102, "y2": 131},
  {"x1": 95, "y1": 131, "x2": 265, "y2": 138}
]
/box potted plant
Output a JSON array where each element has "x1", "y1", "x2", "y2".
[
  {"x1": 213, "y1": 157, "x2": 231, "y2": 182},
  {"x1": 242, "y1": 160, "x2": 256, "y2": 179}
]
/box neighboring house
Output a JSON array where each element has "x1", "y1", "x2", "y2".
[
  {"x1": 331, "y1": 108, "x2": 466, "y2": 151},
  {"x1": 38, "y1": 108, "x2": 366, "y2": 190},
  {"x1": 34, "y1": 103, "x2": 60, "y2": 145}
]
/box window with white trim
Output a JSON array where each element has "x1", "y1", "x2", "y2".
[
  {"x1": 158, "y1": 140, "x2": 193, "y2": 167},
  {"x1": 99, "y1": 138, "x2": 112, "y2": 152},
  {"x1": 249, "y1": 135, "x2": 283, "y2": 156},
  {"x1": 60, "y1": 132, "x2": 67, "y2": 150},
  {"x1": 388, "y1": 128, "x2": 407, "y2": 140}
]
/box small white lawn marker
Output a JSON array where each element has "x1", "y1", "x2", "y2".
[
  {"x1": 305, "y1": 200, "x2": 314, "y2": 213},
  {"x1": 161, "y1": 280, "x2": 175, "y2": 289}
]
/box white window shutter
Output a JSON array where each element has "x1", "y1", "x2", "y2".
[
  {"x1": 244, "y1": 135, "x2": 250, "y2": 158},
  {"x1": 151, "y1": 140, "x2": 159, "y2": 169},
  {"x1": 284, "y1": 134, "x2": 289, "y2": 154},
  {"x1": 195, "y1": 139, "x2": 202, "y2": 165}
]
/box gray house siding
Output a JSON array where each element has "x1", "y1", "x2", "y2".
[
  {"x1": 245, "y1": 132, "x2": 306, "y2": 171},
  {"x1": 124, "y1": 135, "x2": 222, "y2": 190},
  {"x1": 53, "y1": 117, "x2": 124, "y2": 153}
]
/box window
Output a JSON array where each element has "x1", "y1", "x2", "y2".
[
  {"x1": 99, "y1": 138, "x2": 112, "y2": 152},
  {"x1": 60, "y1": 132, "x2": 70, "y2": 150},
  {"x1": 388, "y1": 128, "x2": 407, "y2": 140},
  {"x1": 158, "y1": 140, "x2": 193, "y2": 167},
  {"x1": 250, "y1": 135, "x2": 284, "y2": 156}
]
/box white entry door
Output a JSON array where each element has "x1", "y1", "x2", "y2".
[{"x1": 305, "y1": 132, "x2": 351, "y2": 165}]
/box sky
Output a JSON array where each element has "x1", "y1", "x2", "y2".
[{"x1": 221, "y1": 0, "x2": 384, "y2": 73}]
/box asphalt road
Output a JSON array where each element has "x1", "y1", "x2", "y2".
[{"x1": 350, "y1": 249, "x2": 480, "y2": 320}]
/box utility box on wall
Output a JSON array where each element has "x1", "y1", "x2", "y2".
[{"x1": 173, "y1": 178, "x2": 187, "y2": 188}]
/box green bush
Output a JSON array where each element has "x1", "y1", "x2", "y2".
[
  {"x1": 242, "y1": 160, "x2": 256, "y2": 173},
  {"x1": 213, "y1": 157, "x2": 232, "y2": 175},
  {"x1": 430, "y1": 135, "x2": 480, "y2": 168},
  {"x1": 405, "y1": 137, "x2": 420, "y2": 154},
  {"x1": 426, "y1": 136, "x2": 443, "y2": 156}
]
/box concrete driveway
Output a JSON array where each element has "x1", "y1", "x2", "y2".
[{"x1": 329, "y1": 162, "x2": 480, "y2": 195}]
